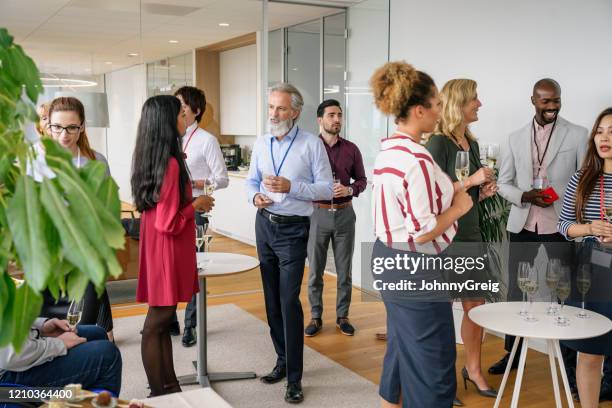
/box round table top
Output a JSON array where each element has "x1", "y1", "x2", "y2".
[
  {"x1": 468, "y1": 302, "x2": 612, "y2": 340},
  {"x1": 196, "y1": 252, "x2": 259, "y2": 277}
]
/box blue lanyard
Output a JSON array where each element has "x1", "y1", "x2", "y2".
[{"x1": 270, "y1": 127, "x2": 298, "y2": 176}]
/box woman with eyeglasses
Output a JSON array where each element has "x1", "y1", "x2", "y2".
[{"x1": 44, "y1": 96, "x2": 115, "y2": 341}]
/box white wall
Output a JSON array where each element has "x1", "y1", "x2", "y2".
[
  {"x1": 346, "y1": 0, "x2": 390, "y2": 288},
  {"x1": 220, "y1": 44, "x2": 257, "y2": 136},
  {"x1": 105, "y1": 64, "x2": 147, "y2": 203},
  {"x1": 389, "y1": 0, "x2": 612, "y2": 144}
]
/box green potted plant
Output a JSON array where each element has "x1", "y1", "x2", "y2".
[{"x1": 0, "y1": 28, "x2": 124, "y2": 351}]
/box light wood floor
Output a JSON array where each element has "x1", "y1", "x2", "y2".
[{"x1": 113, "y1": 232, "x2": 610, "y2": 408}]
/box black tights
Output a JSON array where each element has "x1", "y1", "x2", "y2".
[{"x1": 141, "y1": 305, "x2": 181, "y2": 396}]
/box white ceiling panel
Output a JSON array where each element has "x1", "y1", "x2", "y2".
[{"x1": 1, "y1": 0, "x2": 362, "y2": 76}]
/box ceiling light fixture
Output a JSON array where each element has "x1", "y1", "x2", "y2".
[
  {"x1": 128, "y1": 53, "x2": 139, "y2": 57},
  {"x1": 169, "y1": 40, "x2": 179, "y2": 44},
  {"x1": 41, "y1": 77, "x2": 98, "y2": 88},
  {"x1": 218, "y1": 22, "x2": 230, "y2": 27},
  {"x1": 105, "y1": 61, "x2": 113, "y2": 65}
]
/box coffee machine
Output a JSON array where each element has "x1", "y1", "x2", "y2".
[{"x1": 220, "y1": 144, "x2": 241, "y2": 170}]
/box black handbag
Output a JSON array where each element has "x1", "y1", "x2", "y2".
[{"x1": 121, "y1": 209, "x2": 140, "y2": 240}]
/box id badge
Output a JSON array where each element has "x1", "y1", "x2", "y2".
[{"x1": 591, "y1": 246, "x2": 612, "y2": 268}]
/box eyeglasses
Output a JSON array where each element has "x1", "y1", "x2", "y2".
[{"x1": 49, "y1": 124, "x2": 82, "y2": 135}]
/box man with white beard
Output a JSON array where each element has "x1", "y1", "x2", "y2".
[{"x1": 246, "y1": 83, "x2": 333, "y2": 404}]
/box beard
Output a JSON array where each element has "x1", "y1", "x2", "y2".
[
  {"x1": 323, "y1": 123, "x2": 341, "y2": 136},
  {"x1": 268, "y1": 117, "x2": 294, "y2": 137}
]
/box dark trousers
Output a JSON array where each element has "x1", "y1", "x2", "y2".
[
  {"x1": 0, "y1": 325, "x2": 122, "y2": 395},
  {"x1": 172, "y1": 212, "x2": 208, "y2": 329},
  {"x1": 307, "y1": 206, "x2": 356, "y2": 319},
  {"x1": 255, "y1": 210, "x2": 309, "y2": 383}
]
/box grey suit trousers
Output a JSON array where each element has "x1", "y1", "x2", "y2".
[{"x1": 307, "y1": 205, "x2": 356, "y2": 319}]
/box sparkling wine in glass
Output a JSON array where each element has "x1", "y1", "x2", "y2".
[
  {"x1": 486, "y1": 144, "x2": 500, "y2": 169},
  {"x1": 517, "y1": 261, "x2": 531, "y2": 316},
  {"x1": 605, "y1": 191, "x2": 612, "y2": 223},
  {"x1": 556, "y1": 266, "x2": 571, "y2": 326},
  {"x1": 67, "y1": 298, "x2": 84, "y2": 330},
  {"x1": 204, "y1": 178, "x2": 214, "y2": 196},
  {"x1": 576, "y1": 264, "x2": 591, "y2": 319},
  {"x1": 523, "y1": 265, "x2": 539, "y2": 322},
  {"x1": 455, "y1": 151, "x2": 469, "y2": 184},
  {"x1": 330, "y1": 178, "x2": 341, "y2": 212},
  {"x1": 546, "y1": 258, "x2": 561, "y2": 315}
]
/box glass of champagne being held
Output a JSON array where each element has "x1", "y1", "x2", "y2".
[
  {"x1": 556, "y1": 266, "x2": 571, "y2": 326},
  {"x1": 195, "y1": 224, "x2": 205, "y2": 252},
  {"x1": 576, "y1": 264, "x2": 591, "y2": 319},
  {"x1": 455, "y1": 151, "x2": 469, "y2": 187},
  {"x1": 329, "y1": 176, "x2": 340, "y2": 212},
  {"x1": 486, "y1": 144, "x2": 500, "y2": 170},
  {"x1": 545, "y1": 258, "x2": 561, "y2": 315},
  {"x1": 67, "y1": 298, "x2": 84, "y2": 330},
  {"x1": 517, "y1": 261, "x2": 531, "y2": 316}
]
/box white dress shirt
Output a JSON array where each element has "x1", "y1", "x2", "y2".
[{"x1": 182, "y1": 122, "x2": 229, "y2": 195}]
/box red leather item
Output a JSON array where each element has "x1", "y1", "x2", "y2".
[{"x1": 541, "y1": 186, "x2": 559, "y2": 203}]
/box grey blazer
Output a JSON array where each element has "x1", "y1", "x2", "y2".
[{"x1": 497, "y1": 116, "x2": 588, "y2": 234}]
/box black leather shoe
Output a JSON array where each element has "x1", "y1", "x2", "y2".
[
  {"x1": 169, "y1": 321, "x2": 180, "y2": 337},
  {"x1": 600, "y1": 380, "x2": 612, "y2": 401},
  {"x1": 304, "y1": 318, "x2": 322, "y2": 337},
  {"x1": 462, "y1": 367, "x2": 497, "y2": 398},
  {"x1": 260, "y1": 365, "x2": 286, "y2": 384},
  {"x1": 182, "y1": 327, "x2": 196, "y2": 347},
  {"x1": 285, "y1": 381, "x2": 304, "y2": 404},
  {"x1": 336, "y1": 317, "x2": 355, "y2": 336},
  {"x1": 488, "y1": 352, "x2": 519, "y2": 375}
]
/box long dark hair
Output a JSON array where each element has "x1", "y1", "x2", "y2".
[
  {"x1": 131, "y1": 95, "x2": 190, "y2": 212},
  {"x1": 575, "y1": 107, "x2": 612, "y2": 222}
]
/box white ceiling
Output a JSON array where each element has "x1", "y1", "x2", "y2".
[{"x1": 0, "y1": 0, "x2": 360, "y2": 76}]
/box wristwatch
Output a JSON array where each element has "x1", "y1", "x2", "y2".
[{"x1": 347, "y1": 186, "x2": 353, "y2": 196}]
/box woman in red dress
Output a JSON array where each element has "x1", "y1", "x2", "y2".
[{"x1": 131, "y1": 95, "x2": 214, "y2": 395}]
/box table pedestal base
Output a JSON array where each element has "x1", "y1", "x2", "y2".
[{"x1": 494, "y1": 336, "x2": 575, "y2": 408}]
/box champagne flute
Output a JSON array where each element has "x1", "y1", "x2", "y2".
[
  {"x1": 523, "y1": 264, "x2": 539, "y2": 322},
  {"x1": 455, "y1": 151, "x2": 469, "y2": 185},
  {"x1": 195, "y1": 225, "x2": 205, "y2": 252},
  {"x1": 486, "y1": 144, "x2": 500, "y2": 170},
  {"x1": 479, "y1": 144, "x2": 488, "y2": 166},
  {"x1": 576, "y1": 264, "x2": 591, "y2": 319},
  {"x1": 204, "y1": 178, "x2": 214, "y2": 196},
  {"x1": 517, "y1": 261, "x2": 530, "y2": 316},
  {"x1": 330, "y1": 178, "x2": 341, "y2": 212},
  {"x1": 67, "y1": 298, "x2": 84, "y2": 330},
  {"x1": 556, "y1": 265, "x2": 571, "y2": 326},
  {"x1": 605, "y1": 191, "x2": 612, "y2": 223},
  {"x1": 545, "y1": 258, "x2": 561, "y2": 315}
]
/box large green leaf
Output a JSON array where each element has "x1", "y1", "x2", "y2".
[
  {"x1": 66, "y1": 268, "x2": 89, "y2": 301},
  {"x1": 6, "y1": 175, "x2": 51, "y2": 291},
  {"x1": 0, "y1": 271, "x2": 8, "y2": 327},
  {"x1": 0, "y1": 273, "x2": 16, "y2": 347},
  {"x1": 10, "y1": 281, "x2": 43, "y2": 352},
  {"x1": 40, "y1": 179, "x2": 106, "y2": 286}
]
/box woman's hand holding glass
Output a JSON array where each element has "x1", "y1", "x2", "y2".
[
  {"x1": 193, "y1": 195, "x2": 214, "y2": 212},
  {"x1": 467, "y1": 167, "x2": 495, "y2": 188}
]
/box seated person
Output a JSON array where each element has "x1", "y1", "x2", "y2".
[{"x1": 0, "y1": 318, "x2": 122, "y2": 396}]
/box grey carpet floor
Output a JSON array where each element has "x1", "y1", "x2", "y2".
[{"x1": 113, "y1": 304, "x2": 380, "y2": 407}]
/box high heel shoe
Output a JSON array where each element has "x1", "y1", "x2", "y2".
[{"x1": 462, "y1": 367, "x2": 497, "y2": 398}]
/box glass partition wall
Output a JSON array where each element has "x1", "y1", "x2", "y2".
[{"x1": 267, "y1": 12, "x2": 346, "y2": 137}]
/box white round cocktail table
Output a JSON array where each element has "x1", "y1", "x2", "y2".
[
  {"x1": 469, "y1": 301, "x2": 612, "y2": 408},
  {"x1": 177, "y1": 252, "x2": 260, "y2": 388}
]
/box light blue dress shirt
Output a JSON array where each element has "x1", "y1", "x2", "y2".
[{"x1": 246, "y1": 125, "x2": 333, "y2": 216}]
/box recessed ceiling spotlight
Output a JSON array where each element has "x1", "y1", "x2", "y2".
[
  {"x1": 105, "y1": 61, "x2": 113, "y2": 65},
  {"x1": 169, "y1": 40, "x2": 179, "y2": 44},
  {"x1": 127, "y1": 53, "x2": 139, "y2": 57},
  {"x1": 218, "y1": 23, "x2": 230, "y2": 27},
  {"x1": 84, "y1": 68, "x2": 91, "y2": 72}
]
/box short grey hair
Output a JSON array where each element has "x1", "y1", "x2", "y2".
[{"x1": 268, "y1": 83, "x2": 304, "y2": 113}]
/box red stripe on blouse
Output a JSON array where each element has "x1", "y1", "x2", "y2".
[
  {"x1": 418, "y1": 160, "x2": 434, "y2": 213},
  {"x1": 381, "y1": 145, "x2": 434, "y2": 164},
  {"x1": 380, "y1": 185, "x2": 393, "y2": 246},
  {"x1": 374, "y1": 167, "x2": 406, "y2": 178}
]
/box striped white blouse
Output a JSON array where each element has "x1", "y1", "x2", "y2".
[
  {"x1": 558, "y1": 171, "x2": 612, "y2": 240},
  {"x1": 372, "y1": 133, "x2": 457, "y2": 254}
]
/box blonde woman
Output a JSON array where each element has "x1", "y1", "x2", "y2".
[
  {"x1": 36, "y1": 102, "x2": 51, "y2": 136},
  {"x1": 370, "y1": 62, "x2": 473, "y2": 408},
  {"x1": 425, "y1": 79, "x2": 497, "y2": 400}
]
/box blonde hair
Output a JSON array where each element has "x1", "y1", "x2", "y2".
[
  {"x1": 36, "y1": 102, "x2": 51, "y2": 136},
  {"x1": 370, "y1": 61, "x2": 435, "y2": 121},
  {"x1": 435, "y1": 79, "x2": 478, "y2": 142}
]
